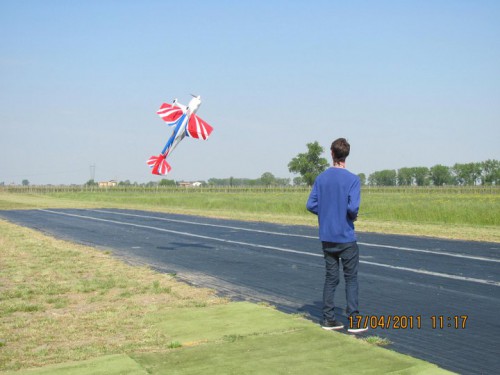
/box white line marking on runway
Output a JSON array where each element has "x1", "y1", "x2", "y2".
[
  {"x1": 91, "y1": 209, "x2": 500, "y2": 263},
  {"x1": 40, "y1": 209, "x2": 500, "y2": 287}
]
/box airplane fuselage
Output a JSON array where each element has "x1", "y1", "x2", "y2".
[
  {"x1": 162, "y1": 96, "x2": 202, "y2": 157},
  {"x1": 162, "y1": 114, "x2": 187, "y2": 157}
]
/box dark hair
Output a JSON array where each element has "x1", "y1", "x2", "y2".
[{"x1": 330, "y1": 138, "x2": 350, "y2": 162}]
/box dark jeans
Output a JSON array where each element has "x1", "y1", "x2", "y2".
[{"x1": 322, "y1": 241, "x2": 360, "y2": 321}]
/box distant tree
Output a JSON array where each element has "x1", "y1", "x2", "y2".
[
  {"x1": 397, "y1": 168, "x2": 413, "y2": 186},
  {"x1": 159, "y1": 179, "x2": 176, "y2": 186},
  {"x1": 412, "y1": 167, "x2": 430, "y2": 186},
  {"x1": 208, "y1": 178, "x2": 227, "y2": 186},
  {"x1": 368, "y1": 170, "x2": 397, "y2": 186},
  {"x1": 293, "y1": 177, "x2": 306, "y2": 186},
  {"x1": 288, "y1": 141, "x2": 329, "y2": 186},
  {"x1": 481, "y1": 159, "x2": 500, "y2": 185},
  {"x1": 357, "y1": 173, "x2": 366, "y2": 186},
  {"x1": 84, "y1": 179, "x2": 98, "y2": 186},
  {"x1": 429, "y1": 165, "x2": 453, "y2": 186},
  {"x1": 453, "y1": 163, "x2": 482, "y2": 185},
  {"x1": 119, "y1": 180, "x2": 132, "y2": 186},
  {"x1": 275, "y1": 177, "x2": 291, "y2": 186},
  {"x1": 260, "y1": 172, "x2": 276, "y2": 186},
  {"x1": 22, "y1": 179, "x2": 29, "y2": 186}
]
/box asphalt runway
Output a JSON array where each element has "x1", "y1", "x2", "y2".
[{"x1": 1, "y1": 208, "x2": 499, "y2": 374}]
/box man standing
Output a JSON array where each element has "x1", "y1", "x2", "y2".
[{"x1": 306, "y1": 138, "x2": 367, "y2": 333}]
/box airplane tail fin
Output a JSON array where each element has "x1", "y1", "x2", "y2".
[{"x1": 147, "y1": 155, "x2": 172, "y2": 175}]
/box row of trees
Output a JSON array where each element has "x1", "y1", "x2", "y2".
[
  {"x1": 207, "y1": 173, "x2": 291, "y2": 187},
  {"x1": 286, "y1": 141, "x2": 499, "y2": 187},
  {"x1": 1, "y1": 180, "x2": 30, "y2": 186},
  {"x1": 366, "y1": 160, "x2": 499, "y2": 186},
  {"x1": 84, "y1": 179, "x2": 177, "y2": 187},
  {"x1": 81, "y1": 173, "x2": 293, "y2": 188}
]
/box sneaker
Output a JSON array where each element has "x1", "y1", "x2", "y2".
[
  {"x1": 347, "y1": 326, "x2": 369, "y2": 333},
  {"x1": 347, "y1": 313, "x2": 369, "y2": 334},
  {"x1": 321, "y1": 319, "x2": 344, "y2": 330},
  {"x1": 347, "y1": 318, "x2": 369, "y2": 334}
]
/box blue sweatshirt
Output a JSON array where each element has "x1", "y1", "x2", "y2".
[{"x1": 306, "y1": 167, "x2": 360, "y2": 243}]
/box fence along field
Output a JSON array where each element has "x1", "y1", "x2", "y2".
[
  {"x1": 2, "y1": 185, "x2": 498, "y2": 194},
  {"x1": 1, "y1": 185, "x2": 499, "y2": 242}
]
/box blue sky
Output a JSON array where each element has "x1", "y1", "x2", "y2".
[{"x1": 1, "y1": 0, "x2": 499, "y2": 185}]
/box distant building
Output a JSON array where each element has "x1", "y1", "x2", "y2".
[
  {"x1": 98, "y1": 180, "x2": 117, "y2": 188},
  {"x1": 178, "y1": 181, "x2": 203, "y2": 188}
]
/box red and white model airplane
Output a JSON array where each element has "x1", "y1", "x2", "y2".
[{"x1": 147, "y1": 95, "x2": 214, "y2": 175}]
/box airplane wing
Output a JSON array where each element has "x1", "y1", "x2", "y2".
[
  {"x1": 186, "y1": 114, "x2": 213, "y2": 140},
  {"x1": 157, "y1": 103, "x2": 185, "y2": 126}
]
